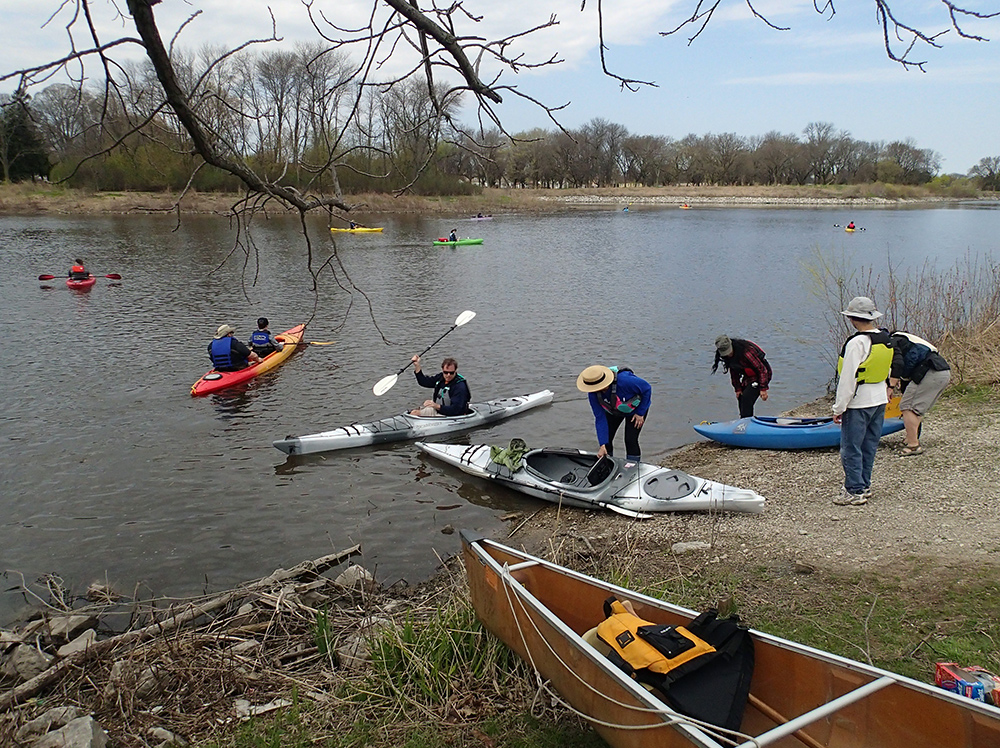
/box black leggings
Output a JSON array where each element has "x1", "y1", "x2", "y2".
[
  {"x1": 738, "y1": 387, "x2": 761, "y2": 418},
  {"x1": 603, "y1": 411, "x2": 644, "y2": 459}
]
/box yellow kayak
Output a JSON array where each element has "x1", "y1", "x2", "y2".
[{"x1": 330, "y1": 226, "x2": 384, "y2": 233}]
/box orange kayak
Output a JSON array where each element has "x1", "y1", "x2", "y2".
[{"x1": 191, "y1": 324, "x2": 305, "y2": 396}]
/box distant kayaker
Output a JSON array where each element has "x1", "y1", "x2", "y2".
[
  {"x1": 712, "y1": 335, "x2": 772, "y2": 417},
  {"x1": 448, "y1": 228, "x2": 458, "y2": 242},
  {"x1": 409, "y1": 356, "x2": 471, "y2": 416},
  {"x1": 349, "y1": 220, "x2": 358, "y2": 229},
  {"x1": 249, "y1": 317, "x2": 284, "y2": 359},
  {"x1": 576, "y1": 365, "x2": 651, "y2": 461},
  {"x1": 477, "y1": 212, "x2": 484, "y2": 218},
  {"x1": 888, "y1": 330, "x2": 951, "y2": 456},
  {"x1": 832, "y1": 296, "x2": 892, "y2": 506},
  {"x1": 68, "y1": 258, "x2": 89, "y2": 280},
  {"x1": 847, "y1": 221, "x2": 856, "y2": 230},
  {"x1": 208, "y1": 324, "x2": 260, "y2": 372}
]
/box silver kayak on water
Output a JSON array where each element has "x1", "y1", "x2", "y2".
[
  {"x1": 273, "y1": 390, "x2": 554, "y2": 455},
  {"x1": 415, "y1": 442, "x2": 765, "y2": 518}
]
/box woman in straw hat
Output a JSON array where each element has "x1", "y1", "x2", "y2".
[{"x1": 576, "y1": 365, "x2": 652, "y2": 461}]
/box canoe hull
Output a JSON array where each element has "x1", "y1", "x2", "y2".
[
  {"x1": 461, "y1": 532, "x2": 1000, "y2": 748},
  {"x1": 273, "y1": 390, "x2": 554, "y2": 455},
  {"x1": 191, "y1": 324, "x2": 305, "y2": 396},
  {"x1": 694, "y1": 415, "x2": 905, "y2": 449},
  {"x1": 417, "y1": 443, "x2": 765, "y2": 514}
]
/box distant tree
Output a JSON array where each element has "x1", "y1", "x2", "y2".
[
  {"x1": 969, "y1": 156, "x2": 1000, "y2": 191},
  {"x1": 0, "y1": 89, "x2": 50, "y2": 182}
]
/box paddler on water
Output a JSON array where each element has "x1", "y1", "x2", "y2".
[
  {"x1": 249, "y1": 317, "x2": 284, "y2": 359},
  {"x1": 409, "y1": 356, "x2": 471, "y2": 417},
  {"x1": 576, "y1": 365, "x2": 651, "y2": 461},
  {"x1": 208, "y1": 324, "x2": 260, "y2": 372},
  {"x1": 68, "y1": 258, "x2": 89, "y2": 280},
  {"x1": 448, "y1": 228, "x2": 458, "y2": 242}
]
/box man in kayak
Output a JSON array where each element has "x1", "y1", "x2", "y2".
[
  {"x1": 249, "y1": 317, "x2": 284, "y2": 359},
  {"x1": 576, "y1": 365, "x2": 651, "y2": 461},
  {"x1": 832, "y1": 296, "x2": 892, "y2": 506},
  {"x1": 448, "y1": 228, "x2": 458, "y2": 242},
  {"x1": 208, "y1": 324, "x2": 260, "y2": 372},
  {"x1": 847, "y1": 221, "x2": 856, "y2": 230},
  {"x1": 409, "y1": 356, "x2": 471, "y2": 416},
  {"x1": 68, "y1": 258, "x2": 89, "y2": 280},
  {"x1": 711, "y1": 335, "x2": 772, "y2": 417}
]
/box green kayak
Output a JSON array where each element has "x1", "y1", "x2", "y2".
[{"x1": 433, "y1": 238, "x2": 484, "y2": 246}]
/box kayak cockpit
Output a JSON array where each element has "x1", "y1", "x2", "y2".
[{"x1": 523, "y1": 450, "x2": 621, "y2": 489}]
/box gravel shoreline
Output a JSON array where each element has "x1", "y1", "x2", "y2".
[{"x1": 506, "y1": 392, "x2": 1000, "y2": 577}]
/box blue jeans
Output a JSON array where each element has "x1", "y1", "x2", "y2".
[{"x1": 840, "y1": 405, "x2": 885, "y2": 494}]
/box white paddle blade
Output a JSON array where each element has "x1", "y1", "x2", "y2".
[
  {"x1": 373, "y1": 374, "x2": 398, "y2": 396},
  {"x1": 454, "y1": 310, "x2": 476, "y2": 327}
]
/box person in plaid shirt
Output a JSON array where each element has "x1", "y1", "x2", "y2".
[{"x1": 712, "y1": 335, "x2": 772, "y2": 417}]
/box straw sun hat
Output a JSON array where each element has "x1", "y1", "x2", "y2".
[{"x1": 576, "y1": 365, "x2": 615, "y2": 392}]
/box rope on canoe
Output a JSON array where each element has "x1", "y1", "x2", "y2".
[{"x1": 498, "y1": 563, "x2": 763, "y2": 747}]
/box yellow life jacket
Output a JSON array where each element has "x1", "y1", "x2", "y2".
[
  {"x1": 838, "y1": 329, "x2": 893, "y2": 385},
  {"x1": 596, "y1": 599, "x2": 716, "y2": 684}
]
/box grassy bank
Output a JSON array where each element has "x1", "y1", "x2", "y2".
[{"x1": 0, "y1": 181, "x2": 988, "y2": 217}]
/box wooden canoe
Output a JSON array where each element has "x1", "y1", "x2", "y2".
[{"x1": 460, "y1": 531, "x2": 1000, "y2": 748}]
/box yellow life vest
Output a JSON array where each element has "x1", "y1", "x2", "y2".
[
  {"x1": 838, "y1": 329, "x2": 893, "y2": 385},
  {"x1": 596, "y1": 599, "x2": 716, "y2": 683}
]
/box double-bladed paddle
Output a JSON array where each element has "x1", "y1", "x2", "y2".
[
  {"x1": 38, "y1": 273, "x2": 122, "y2": 280},
  {"x1": 372, "y1": 310, "x2": 476, "y2": 396}
]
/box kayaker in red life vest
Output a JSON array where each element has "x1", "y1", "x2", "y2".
[
  {"x1": 712, "y1": 335, "x2": 772, "y2": 418},
  {"x1": 847, "y1": 221, "x2": 856, "y2": 230},
  {"x1": 208, "y1": 324, "x2": 260, "y2": 372},
  {"x1": 68, "y1": 258, "x2": 89, "y2": 280},
  {"x1": 409, "y1": 355, "x2": 471, "y2": 416}
]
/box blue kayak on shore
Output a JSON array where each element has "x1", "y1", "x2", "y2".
[{"x1": 693, "y1": 415, "x2": 905, "y2": 449}]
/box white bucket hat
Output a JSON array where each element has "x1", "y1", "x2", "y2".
[
  {"x1": 841, "y1": 296, "x2": 883, "y2": 320},
  {"x1": 214, "y1": 324, "x2": 236, "y2": 339}
]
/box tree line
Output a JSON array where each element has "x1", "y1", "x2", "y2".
[{"x1": 2, "y1": 41, "x2": 1000, "y2": 193}]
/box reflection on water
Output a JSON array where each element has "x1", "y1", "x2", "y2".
[{"x1": 0, "y1": 206, "x2": 995, "y2": 622}]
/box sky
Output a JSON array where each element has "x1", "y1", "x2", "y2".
[{"x1": 2, "y1": 0, "x2": 999, "y2": 174}]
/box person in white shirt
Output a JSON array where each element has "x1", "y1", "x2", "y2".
[{"x1": 832, "y1": 297, "x2": 893, "y2": 506}]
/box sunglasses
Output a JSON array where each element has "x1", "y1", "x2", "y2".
[{"x1": 442, "y1": 369, "x2": 457, "y2": 376}]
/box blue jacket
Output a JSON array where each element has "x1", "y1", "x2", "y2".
[
  {"x1": 414, "y1": 371, "x2": 471, "y2": 416},
  {"x1": 588, "y1": 369, "x2": 652, "y2": 446}
]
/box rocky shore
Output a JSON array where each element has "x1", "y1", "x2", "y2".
[{"x1": 0, "y1": 183, "x2": 980, "y2": 216}]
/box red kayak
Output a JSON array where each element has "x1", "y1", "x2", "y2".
[
  {"x1": 67, "y1": 277, "x2": 97, "y2": 290},
  {"x1": 191, "y1": 324, "x2": 306, "y2": 396}
]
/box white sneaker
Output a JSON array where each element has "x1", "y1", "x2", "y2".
[
  {"x1": 862, "y1": 486, "x2": 873, "y2": 499},
  {"x1": 834, "y1": 489, "x2": 867, "y2": 506}
]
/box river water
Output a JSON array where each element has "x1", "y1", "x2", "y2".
[{"x1": 1, "y1": 202, "x2": 995, "y2": 621}]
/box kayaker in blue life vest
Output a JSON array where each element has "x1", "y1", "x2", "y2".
[
  {"x1": 249, "y1": 317, "x2": 284, "y2": 358},
  {"x1": 409, "y1": 355, "x2": 471, "y2": 416},
  {"x1": 208, "y1": 324, "x2": 260, "y2": 372},
  {"x1": 68, "y1": 258, "x2": 89, "y2": 280},
  {"x1": 577, "y1": 365, "x2": 651, "y2": 461}
]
